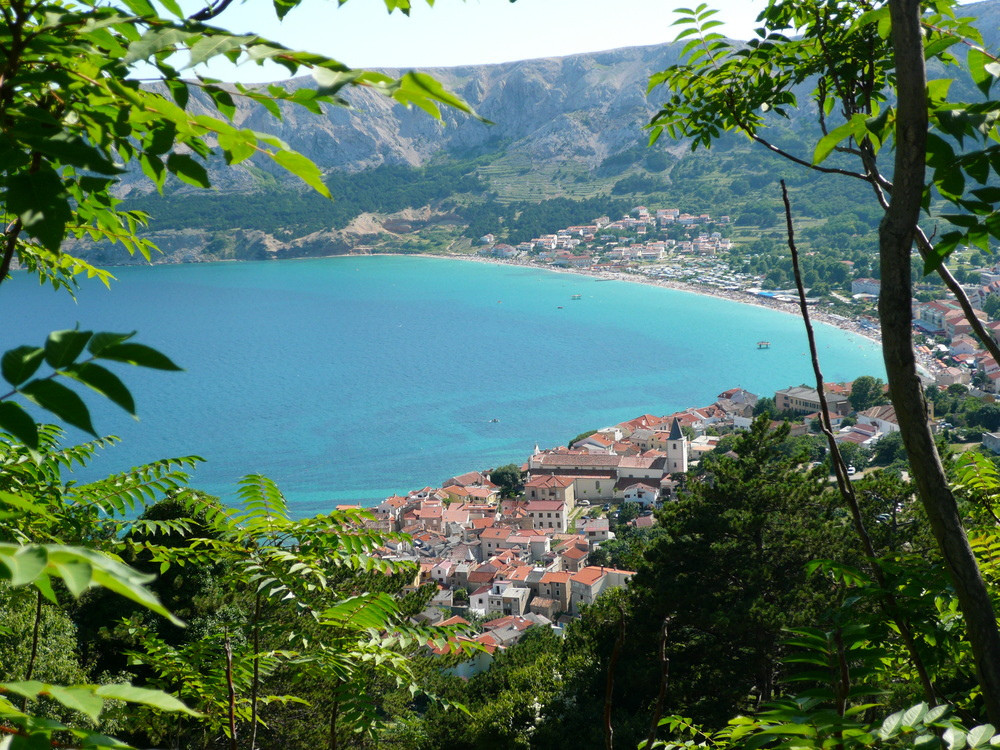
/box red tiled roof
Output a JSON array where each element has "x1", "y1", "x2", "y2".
[
  {"x1": 481, "y1": 527, "x2": 513, "y2": 540},
  {"x1": 541, "y1": 571, "x2": 571, "y2": 584},
  {"x1": 571, "y1": 567, "x2": 605, "y2": 585},
  {"x1": 629, "y1": 515, "x2": 657, "y2": 528},
  {"x1": 525, "y1": 500, "x2": 565, "y2": 512},
  {"x1": 533, "y1": 454, "x2": 622, "y2": 468},
  {"x1": 525, "y1": 475, "x2": 575, "y2": 488},
  {"x1": 506, "y1": 566, "x2": 533, "y2": 582},
  {"x1": 483, "y1": 615, "x2": 533, "y2": 631}
]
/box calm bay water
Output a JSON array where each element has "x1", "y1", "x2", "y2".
[{"x1": 7, "y1": 256, "x2": 884, "y2": 514}]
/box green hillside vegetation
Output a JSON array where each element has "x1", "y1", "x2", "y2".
[{"x1": 125, "y1": 163, "x2": 483, "y2": 236}]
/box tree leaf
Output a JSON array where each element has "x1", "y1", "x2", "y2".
[
  {"x1": 87, "y1": 331, "x2": 136, "y2": 356},
  {"x1": 123, "y1": 26, "x2": 195, "y2": 65},
  {"x1": 813, "y1": 120, "x2": 855, "y2": 165},
  {"x1": 45, "y1": 329, "x2": 93, "y2": 369},
  {"x1": 0, "y1": 491, "x2": 50, "y2": 518},
  {"x1": 205, "y1": 86, "x2": 237, "y2": 120},
  {"x1": 45, "y1": 546, "x2": 182, "y2": 625},
  {"x1": 62, "y1": 362, "x2": 136, "y2": 416},
  {"x1": 53, "y1": 558, "x2": 94, "y2": 597},
  {"x1": 881, "y1": 710, "x2": 905, "y2": 738},
  {"x1": 945, "y1": 727, "x2": 968, "y2": 750},
  {"x1": 924, "y1": 705, "x2": 952, "y2": 725},
  {"x1": 156, "y1": 0, "x2": 183, "y2": 17},
  {"x1": 0, "y1": 547, "x2": 48, "y2": 587},
  {"x1": 312, "y1": 67, "x2": 359, "y2": 95},
  {"x1": 95, "y1": 342, "x2": 181, "y2": 371},
  {"x1": 1, "y1": 346, "x2": 45, "y2": 386},
  {"x1": 19, "y1": 380, "x2": 96, "y2": 435},
  {"x1": 94, "y1": 684, "x2": 201, "y2": 716},
  {"x1": 46, "y1": 686, "x2": 105, "y2": 722},
  {"x1": 903, "y1": 703, "x2": 929, "y2": 728},
  {"x1": 120, "y1": 0, "x2": 156, "y2": 14},
  {"x1": 19, "y1": 131, "x2": 122, "y2": 175},
  {"x1": 969, "y1": 726, "x2": 996, "y2": 748},
  {"x1": 165, "y1": 153, "x2": 210, "y2": 188},
  {"x1": 969, "y1": 47, "x2": 997, "y2": 97},
  {"x1": 270, "y1": 150, "x2": 330, "y2": 198},
  {"x1": 3, "y1": 168, "x2": 73, "y2": 251},
  {"x1": 217, "y1": 129, "x2": 257, "y2": 165},
  {"x1": 400, "y1": 71, "x2": 477, "y2": 117},
  {"x1": 188, "y1": 33, "x2": 256, "y2": 67}
]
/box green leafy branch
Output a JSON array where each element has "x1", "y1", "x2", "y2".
[{"x1": 0, "y1": 330, "x2": 180, "y2": 451}]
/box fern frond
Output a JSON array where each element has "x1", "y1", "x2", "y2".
[
  {"x1": 70, "y1": 457, "x2": 202, "y2": 516},
  {"x1": 234, "y1": 474, "x2": 290, "y2": 536}
]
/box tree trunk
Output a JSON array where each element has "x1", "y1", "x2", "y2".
[{"x1": 883, "y1": 0, "x2": 1000, "y2": 724}]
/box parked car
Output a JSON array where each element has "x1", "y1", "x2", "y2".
[
  {"x1": 602, "y1": 503, "x2": 611, "y2": 511},
  {"x1": 847, "y1": 465, "x2": 857, "y2": 476},
  {"x1": 577, "y1": 499, "x2": 591, "y2": 506}
]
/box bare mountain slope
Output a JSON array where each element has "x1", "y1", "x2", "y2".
[{"x1": 124, "y1": 42, "x2": 683, "y2": 197}]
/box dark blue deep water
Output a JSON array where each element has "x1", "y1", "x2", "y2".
[{"x1": 6, "y1": 256, "x2": 884, "y2": 513}]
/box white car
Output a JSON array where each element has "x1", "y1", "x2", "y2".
[
  {"x1": 847, "y1": 465, "x2": 857, "y2": 476},
  {"x1": 577, "y1": 499, "x2": 591, "y2": 506}
]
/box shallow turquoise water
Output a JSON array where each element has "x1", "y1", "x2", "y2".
[{"x1": 6, "y1": 256, "x2": 884, "y2": 513}]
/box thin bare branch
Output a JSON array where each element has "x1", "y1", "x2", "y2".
[{"x1": 781, "y1": 179, "x2": 936, "y2": 705}]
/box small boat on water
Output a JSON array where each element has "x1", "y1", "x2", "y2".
[
  {"x1": 571, "y1": 294, "x2": 582, "y2": 300},
  {"x1": 757, "y1": 341, "x2": 771, "y2": 349},
  {"x1": 489, "y1": 418, "x2": 500, "y2": 423}
]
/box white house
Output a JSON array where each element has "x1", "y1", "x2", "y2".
[
  {"x1": 524, "y1": 500, "x2": 567, "y2": 532},
  {"x1": 858, "y1": 404, "x2": 901, "y2": 435},
  {"x1": 579, "y1": 518, "x2": 614, "y2": 546},
  {"x1": 623, "y1": 482, "x2": 659, "y2": 508}
]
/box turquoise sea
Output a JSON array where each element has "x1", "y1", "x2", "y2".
[{"x1": 7, "y1": 256, "x2": 884, "y2": 514}]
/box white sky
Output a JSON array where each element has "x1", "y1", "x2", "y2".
[{"x1": 182, "y1": 0, "x2": 770, "y2": 82}]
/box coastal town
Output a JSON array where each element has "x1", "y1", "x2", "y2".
[
  {"x1": 330, "y1": 205, "x2": 1000, "y2": 676},
  {"x1": 357, "y1": 371, "x2": 971, "y2": 676}
]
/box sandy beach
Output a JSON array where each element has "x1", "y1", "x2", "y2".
[
  {"x1": 431, "y1": 253, "x2": 971, "y2": 382},
  {"x1": 417, "y1": 252, "x2": 884, "y2": 348}
]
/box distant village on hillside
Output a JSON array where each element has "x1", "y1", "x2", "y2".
[
  {"x1": 477, "y1": 205, "x2": 741, "y2": 290},
  {"x1": 478, "y1": 204, "x2": 1000, "y2": 396}
]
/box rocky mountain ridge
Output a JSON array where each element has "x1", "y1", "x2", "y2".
[
  {"x1": 96, "y1": 0, "x2": 1000, "y2": 264},
  {"x1": 124, "y1": 41, "x2": 685, "y2": 197}
]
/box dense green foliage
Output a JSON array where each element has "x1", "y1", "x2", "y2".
[
  {"x1": 124, "y1": 163, "x2": 483, "y2": 235},
  {"x1": 851, "y1": 376, "x2": 890, "y2": 412},
  {"x1": 490, "y1": 464, "x2": 523, "y2": 498},
  {"x1": 0, "y1": 425, "x2": 465, "y2": 748},
  {"x1": 401, "y1": 419, "x2": 995, "y2": 750}
]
